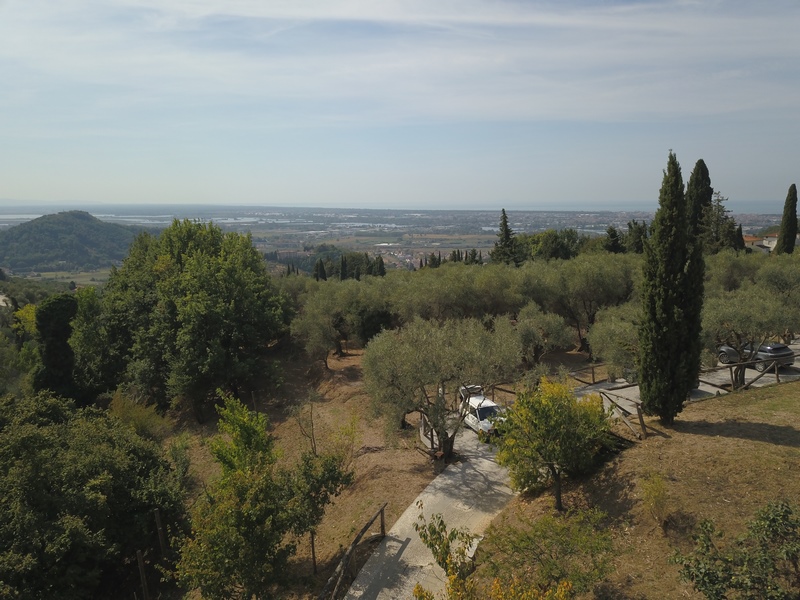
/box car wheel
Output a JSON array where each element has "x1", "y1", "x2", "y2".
[
  {"x1": 718, "y1": 351, "x2": 732, "y2": 364},
  {"x1": 754, "y1": 361, "x2": 768, "y2": 373}
]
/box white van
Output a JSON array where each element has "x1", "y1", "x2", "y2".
[{"x1": 459, "y1": 386, "x2": 503, "y2": 438}]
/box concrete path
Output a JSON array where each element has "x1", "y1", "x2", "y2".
[{"x1": 344, "y1": 429, "x2": 514, "y2": 599}]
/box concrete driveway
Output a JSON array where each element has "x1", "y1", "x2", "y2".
[{"x1": 344, "y1": 428, "x2": 514, "y2": 599}]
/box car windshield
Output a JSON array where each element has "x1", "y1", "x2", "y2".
[{"x1": 477, "y1": 406, "x2": 499, "y2": 421}]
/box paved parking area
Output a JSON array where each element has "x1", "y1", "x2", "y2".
[{"x1": 575, "y1": 341, "x2": 800, "y2": 424}]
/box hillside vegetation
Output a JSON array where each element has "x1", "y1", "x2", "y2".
[
  {"x1": 0, "y1": 210, "x2": 143, "y2": 272},
  {"x1": 474, "y1": 379, "x2": 800, "y2": 599}
]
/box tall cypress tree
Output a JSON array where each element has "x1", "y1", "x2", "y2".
[
  {"x1": 775, "y1": 183, "x2": 798, "y2": 255},
  {"x1": 639, "y1": 152, "x2": 698, "y2": 425},
  {"x1": 682, "y1": 159, "x2": 710, "y2": 397}
]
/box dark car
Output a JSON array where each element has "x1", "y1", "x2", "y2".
[{"x1": 717, "y1": 342, "x2": 795, "y2": 372}]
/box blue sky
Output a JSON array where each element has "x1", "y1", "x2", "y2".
[{"x1": 1, "y1": 1, "x2": 799, "y2": 212}]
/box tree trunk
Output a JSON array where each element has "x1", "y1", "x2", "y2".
[
  {"x1": 440, "y1": 432, "x2": 455, "y2": 461},
  {"x1": 733, "y1": 365, "x2": 746, "y2": 389},
  {"x1": 549, "y1": 465, "x2": 564, "y2": 511}
]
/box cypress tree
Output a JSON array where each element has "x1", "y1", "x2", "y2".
[
  {"x1": 734, "y1": 224, "x2": 745, "y2": 251},
  {"x1": 340, "y1": 255, "x2": 348, "y2": 280},
  {"x1": 313, "y1": 258, "x2": 327, "y2": 281},
  {"x1": 375, "y1": 255, "x2": 386, "y2": 277},
  {"x1": 682, "y1": 159, "x2": 710, "y2": 397},
  {"x1": 639, "y1": 152, "x2": 697, "y2": 425},
  {"x1": 775, "y1": 183, "x2": 798, "y2": 255}
]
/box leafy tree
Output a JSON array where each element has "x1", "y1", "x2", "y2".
[
  {"x1": 496, "y1": 379, "x2": 610, "y2": 511},
  {"x1": 484, "y1": 508, "x2": 613, "y2": 595},
  {"x1": 602, "y1": 225, "x2": 625, "y2": 254},
  {"x1": 100, "y1": 220, "x2": 287, "y2": 412},
  {"x1": 705, "y1": 249, "x2": 765, "y2": 294},
  {"x1": 624, "y1": 220, "x2": 649, "y2": 253},
  {"x1": 0, "y1": 392, "x2": 185, "y2": 599},
  {"x1": 291, "y1": 278, "x2": 394, "y2": 367},
  {"x1": 520, "y1": 229, "x2": 584, "y2": 261},
  {"x1": 700, "y1": 192, "x2": 742, "y2": 254},
  {"x1": 0, "y1": 333, "x2": 26, "y2": 396},
  {"x1": 587, "y1": 301, "x2": 641, "y2": 382},
  {"x1": 412, "y1": 509, "x2": 575, "y2": 600},
  {"x1": 363, "y1": 317, "x2": 521, "y2": 459},
  {"x1": 528, "y1": 254, "x2": 637, "y2": 353},
  {"x1": 70, "y1": 286, "x2": 116, "y2": 400},
  {"x1": 175, "y1": 394, "x2": 352, "y2": 599},
  {"x1": 703, "y1": 286, "x2": 796, "y2": 388},
  {"x1": 516, "y1": 302, "x2": 572, "y2": 366},
  {"x1": 673, "y1": 500, "x2": 800, "y2": 599},
  {"x1": 639, "y1": 153, "x2": 702, "y2": 424},
  {"x1": 490, "y1": 209, "x2": 521, "y2": 266},
  {"x1": 775, "y1": 183, "x2": 798, "y2": 255}
]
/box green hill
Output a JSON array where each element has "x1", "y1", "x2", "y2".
[{"x1": 0, "y1": 211, "x2": 143, "y2": 272}]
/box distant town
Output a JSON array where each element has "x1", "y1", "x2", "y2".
[{"x1": 0, "y1": 204, "x2": 783, "y2": 235}]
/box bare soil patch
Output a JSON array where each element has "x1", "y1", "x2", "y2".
[{"x1": 256, "y1": 349, "x2": 438, "y2": 597}]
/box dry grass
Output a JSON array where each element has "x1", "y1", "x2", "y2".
[
  {"x1": 475, "y1": 380, "x2": 800, "y2": 599},
  {"x1": 174, "y1": 348, "x2": 438, "y2": 598},
  {"x1": 171, "y1": 347, "x2": 800, "y2": 599}
]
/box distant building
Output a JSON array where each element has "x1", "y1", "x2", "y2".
[{"x1": 746, "y1": 233, "x2": 798, "y2": 254}]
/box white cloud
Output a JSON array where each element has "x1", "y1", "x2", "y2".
[{"x1": 2, "y1": 0, "x2": 799, "y2": 128}]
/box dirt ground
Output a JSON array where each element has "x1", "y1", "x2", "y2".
[{"x1": 178, "y1": 347, "x2": 800, "y2": 599}]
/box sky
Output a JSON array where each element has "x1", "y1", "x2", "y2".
[{"x1": 1, "y1": 1, "x2": 799, "y2": 213}]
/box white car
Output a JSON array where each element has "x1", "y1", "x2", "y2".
[{"x1": 459, "y1": 386, "x2": 504, "y2": 438}]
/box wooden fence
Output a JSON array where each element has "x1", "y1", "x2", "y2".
[{"x1": 317, "y1": 502, "x2": 388, "y2": 600}]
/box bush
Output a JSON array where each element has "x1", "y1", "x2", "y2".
[{"x1": 673, "y1": 499, "x2": 800, "y2": 599}]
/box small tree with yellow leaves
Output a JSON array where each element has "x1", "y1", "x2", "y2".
[{"x1": 496, "y1": 379, "x2": 611, "y2": 511}]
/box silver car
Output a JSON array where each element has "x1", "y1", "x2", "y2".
[{"x1": 717, "y1": 342, "x2": 795, "y2": 372}]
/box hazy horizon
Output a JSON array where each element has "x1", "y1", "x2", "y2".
[{"x1": 0, "y1": 199, "x2": 784, "y2": 217}]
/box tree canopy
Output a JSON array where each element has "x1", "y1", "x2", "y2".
[
  {"x1": 96, "y1": 220, "x2": 288, "y2": 412},
  {"x1": 639, "y1": 153, "x2": 704, "y2": 424},
  {"x1": 175, "y1": 394, "x2": 352, "y2": 599},
  {"x1": 0, "y1": 392, "x2": 185, "y2": 599},
  {"x1": 496, "y1": 380, "x2": 611, "y2": 511},
  {"x1": 363, "y1": 317, "x2": 521, "y2": 458}
]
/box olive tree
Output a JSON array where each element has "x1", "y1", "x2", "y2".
[
  {"x1": 363, "y1": 317, "x2": 521, "y2": 459},
  {"x1": 703, "y1": 285, "x2": 797, "y2": 388}
]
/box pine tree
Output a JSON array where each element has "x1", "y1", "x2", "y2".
[
  {"x1": 639, "y1": 152, "x2": 700, "y2": 425},
  {"x1": 775, "y1": 183, "x2": 798, "y2": 255},
  {"x1": 603, "y1": 226, "x2": 625, "y2": 253},
  {"x1": 490, "y1": 208, "x2": 519, "y2": 265}
]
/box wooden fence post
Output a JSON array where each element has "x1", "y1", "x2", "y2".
[
  {"x1": 137, "y1": 550, "x2": 150, "y2": 600},
  {"x1": 311, "y1": 531, "x2": 317, "y2": 575},
  {"x1": 154, "y1": 508, "x2": 168, "y2": 559}
]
